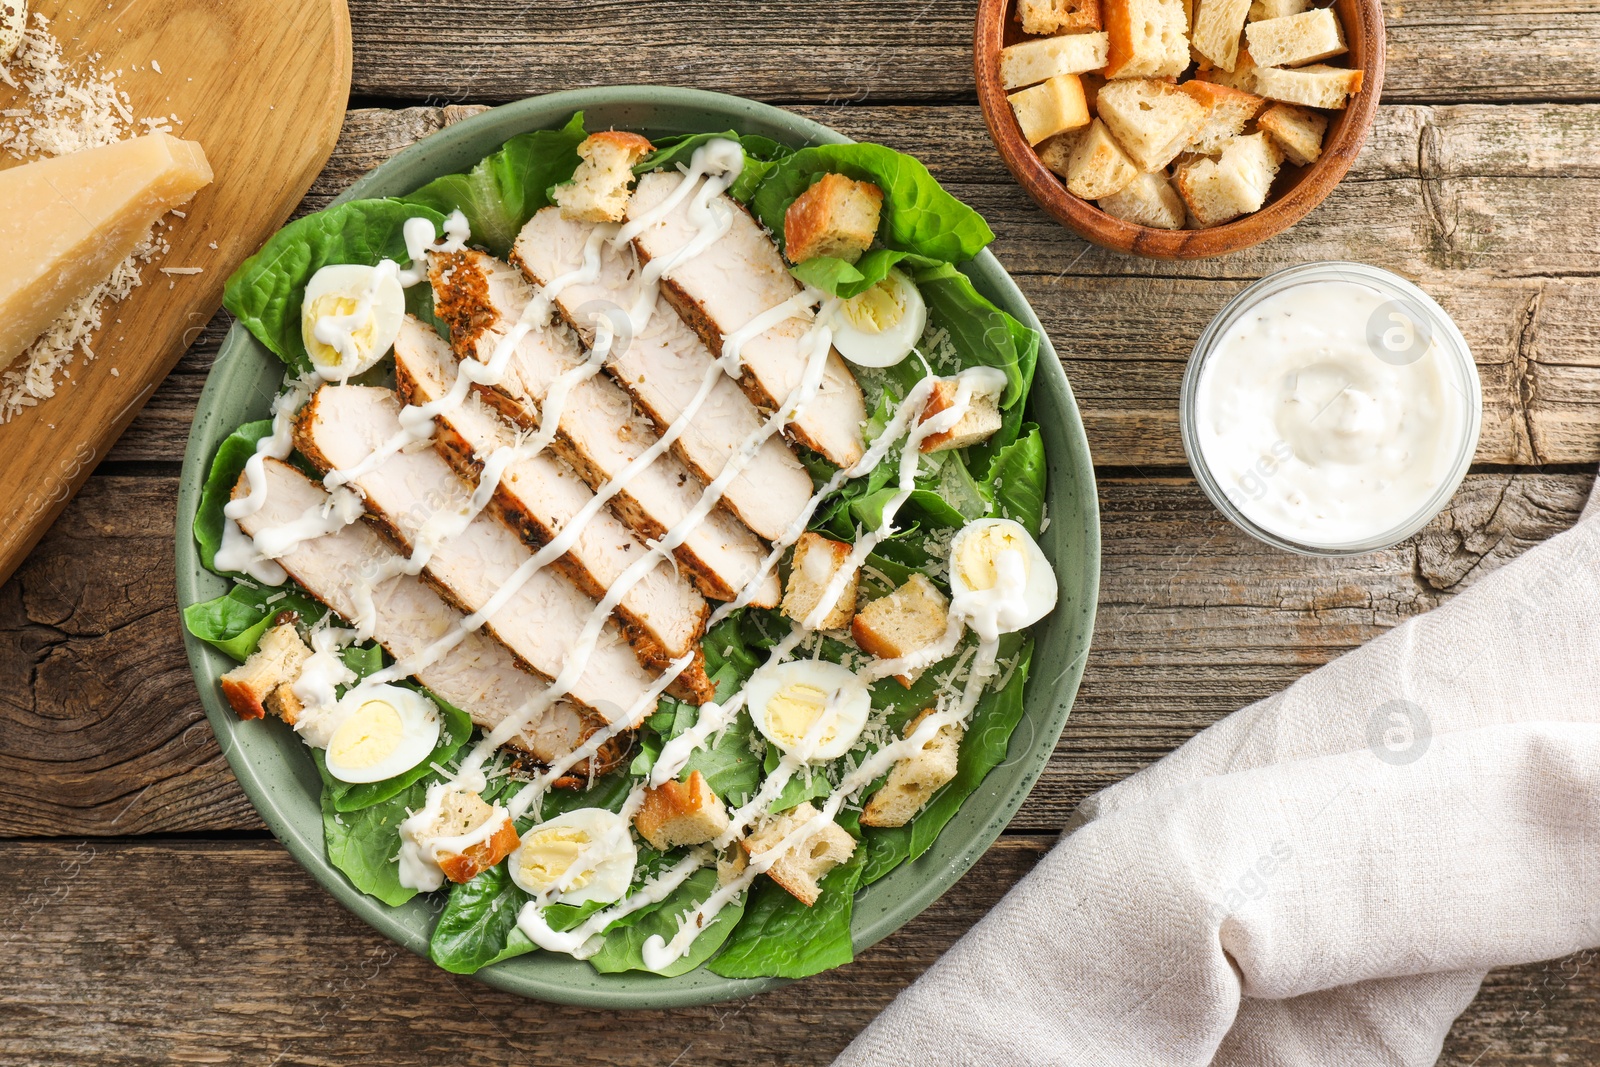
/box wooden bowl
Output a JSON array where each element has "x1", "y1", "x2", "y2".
[{"x1": 974, "y1": 0, "x2": 1386, "y2": 259}]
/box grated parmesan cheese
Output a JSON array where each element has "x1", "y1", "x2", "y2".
[{"x1": 0, "y1": 13, "x2": 181, "y2": 422}]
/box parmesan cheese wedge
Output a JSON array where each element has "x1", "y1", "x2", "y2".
[{"x1": 0, "y1": 133, "x2": 212, "y2": 372}]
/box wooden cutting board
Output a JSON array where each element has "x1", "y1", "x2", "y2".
[{"x1": 0, "y1": 0, "x2": 350, "y2": 585}]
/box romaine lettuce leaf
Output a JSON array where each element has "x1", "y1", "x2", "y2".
[
  {"x1": 401, "y1": 111, "x2": 588, "y2": 257},
  {"x1": 789, "y1": 249, "x2": 939, "y2": 299},
  {"x1": 223, "y1": 200, "x2": 446, "y2": 373},
  {"x1": 708, "y1": 850, "x2": 864, "y2": 979},
  {"x1": 750, "y1": 144, "x2": 993, "y2": 264},
  {"x1": 984, "y1": 425, "x2": 1047, "y2": 537},
  {"x1": 634, "y1": 130, "x2": 788, "y2": 203},
  {"x1": 193, "y1": 419, "x2": 273, "y2": 574}
]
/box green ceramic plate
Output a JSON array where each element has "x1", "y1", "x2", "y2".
[{"x1": 175, "y1": 86, "x2": 1100, "y2": 1008}]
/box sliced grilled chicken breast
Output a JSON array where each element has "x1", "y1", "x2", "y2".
[
  {"x1": 512, "y1": 207, "x2": 814, "y2": 543},
  {"x1": 427, "y1": 252, "x2": 781, "y2": 609},
  {"x1": 626, "y1": 171, "x2": 867, "y2": 469},
  {"x1": 232, "y1": 457, "x2": 591, "y2": 758},
  {"x1": 295, "y1": 383, "x2": 712, "y2": 707}
]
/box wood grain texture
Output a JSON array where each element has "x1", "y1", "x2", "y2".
[
  {"x1": 2, "y1": 470, "x2": 1586, "y2": 838},
  {"x1": 341, "y1": 0, "x2": 1600, "y2": 105},
  {"x1": 0, "y1": 837, "x2": 1593, "y2": 1066},
  {"x1": 0, "y1": 0, "x2": 352, "y2": 587},
  {"x1": 98, "y1": 102, "x2": 1600, "y2": 471}
]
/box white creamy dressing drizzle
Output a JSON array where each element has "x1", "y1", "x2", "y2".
[{"x1": 230, "y1": 139, "x2": 1024, "y2": 963}]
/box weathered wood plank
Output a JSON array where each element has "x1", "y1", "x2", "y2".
[
  {"x1": 2, "y1": 471, "x2": 1585, "y2": 837},
  {"x1": 102, "y1": 103, "x2": 1600, "y2": 469},
  {"x1": 340, "y1": 0, "x2": 1600, "y2": 105},
  {"x1": 0, "y1": 837, "x2": 1591, "y2": 1064}
]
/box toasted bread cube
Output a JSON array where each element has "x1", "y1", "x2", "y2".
[
  {"x1": 860, "y1": 710, "x2": 964, "y2": 828},
  {"x1": 633, "y1": 770, "x2": 730, "y2": 851},
  {"x1": 1096, "y1": 78, "x2": 1212, "y2": 172},
  {"x1": 1257, "y1": 102, "x2": 1329, "y2": 165},
  {"x1": 1103, "y1": 0, "x2": 1190, "y2": 79},
  {"x1": 1174, "y1": 131, "x2": 1284, "y2": 226},
  {"x1": 1016, "y1": 0, "x2": 1102, "y2": 34},
  {"x1": 419, "y1": 789, "x2": 521, "y2": 884},
  {"x1": 220, "y1": 622, "x2": 311, "y2": 723},
  {"x1": 743, "y1": 802, "x2": 857, "y2": 906},
  {"x1": 552, "y1": 130, "x2": 654, "y2": 223},
  {"x1": 717, "y1": 844, "x2": 749, "y2": 887},
  {"x1": 1246, "y1": 9, "x2": 1347, "y2": 68},
  {"x1": 1097, "y1": 171, "x2": 1187, "y2": 229},
  {"x1": 1252, "y1": 62, "x2": 1364, "y2": 108},
  {"x1": 1037, "y1": 129, "x2": 1085, "y2": 181},
  {"x1": 1059, "y1": 118, "x2": 1139, "y2": 199},
  {"x1": 1181, "y1": 81, "x2": 1267, "y2": 155},
  {"x1": 1008, "y1": 74, "x2": 1092, "y2": 146},
  {"x1": 919, "y1": 373, "x2": 1006, "y2": 454},
  {"x1": 783, "y1": 173, "x2": 884, "y2": 265},
  {"x1": 851, "y1": 574, "x2": 952, "y2": 686},
  {"x1": 1000, "y1": 31, "x2": 1111, "y2": 90},
  {"x1": 782, "y1": 532, "x2": 859, "y2": 630},
  {"x1": 1191, "y1": 0, "x2": 1252, "y2": 71},
  {"x1": 1250, "y1": 0, "x2": 1309, "y2": 19},
  {"x1": 1194, "y1": 46, "x2": 1259, "y2": 92}
]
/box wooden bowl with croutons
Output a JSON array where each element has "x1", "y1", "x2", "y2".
[{"x1": 975, "y1": 0, "x2": 1384, "y2": 259}]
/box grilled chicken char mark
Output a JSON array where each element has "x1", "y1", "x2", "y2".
[
  {"x1": 512, "y1": 206, "x2": 815, "y2": 544},
  {"x1": 427, "y1": 250, "x2": 782, "y2": 609},
  {"x1": 625, "y1": 171, "x2": 868, "y2": 470},
  {"x1": 294, "y1": 382, "x2": 712, "y2": 707}
]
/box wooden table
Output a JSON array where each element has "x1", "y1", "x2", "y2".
[{"x1": 3, "y1": 1, "x2": 1598, "y2": 1062}]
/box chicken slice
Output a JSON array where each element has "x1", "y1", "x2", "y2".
[
  {"x1": 295, "y1": 382, "x2": 711, "y2": 708},
  {"x1": 512, "y1": 207, "x2": 814, "y2": 543},
  {"x1": 427, "y1": 251, "x2": 781, "y2": 608},
  {"x1": 626, "y1": 171, "x2": 867, "y2": 469},
  {"x1": 232, "y1": 457, "x2": 592, "y2": 759}
]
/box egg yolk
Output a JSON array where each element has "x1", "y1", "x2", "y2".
[
  {"x1": 326, "y1": 700, "x2": 403, "y2": 769},
  {"x1": 838, "y1": 278, "x2": 909, "y2": 335},
  {"x1": 302, "y1": 292, "x2": 379, "y2": 368},
  {"x1": 957, "y1": 526, "x2": 1031, "y2": 592},
  {"x1": 518, "y1": 828, "x2": 594, "y2": 893},
  {"x1": 764, "y1": 682, "x2": 841, "y2": 748}
]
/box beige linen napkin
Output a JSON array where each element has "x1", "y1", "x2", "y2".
[{"x1": 833, "y1": 480, "x2": 1600, "y2": 1067}]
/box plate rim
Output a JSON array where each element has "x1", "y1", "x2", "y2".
[{"x1": 175, "y1": 85, "x2": 1102, "y2": 1008}]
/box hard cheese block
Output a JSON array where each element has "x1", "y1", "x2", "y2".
[{"x1": 0, "y1": 132, "x2": 213, "y2": 370}]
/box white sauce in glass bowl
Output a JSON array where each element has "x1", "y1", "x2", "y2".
[{"x1": 1192, "y1": 278, "x2": 1476, "y2": 549}]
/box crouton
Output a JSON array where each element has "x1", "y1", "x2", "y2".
[
  {"x1": 1036, "y1": 129, "x2": 1084, "y2": 181},
  {"x1": 860, "y1": 709, "x2": 964, "y2": 828},
  {"x1": 783, "y1": 173, "x2": 884, "y2": 265},
  {"x1": 1256, "y1": 101, "x2": 1329, "y2": 165},
  {"x1": 1251, "y1": 62, "x2": 1364, "y2": 109},
  {"x1": 1000, "y1": 31, "x2": 1111, "y2": 90},
  {"x1": 717, "y1": 844, "x2": 748, "y2": 887},
  {"x1": 1190, "y1": 0, "x2": 1252, "y2": 71},
  {"x1": 742, "y1": 802, "x2": 857, "y2": 907},
  {"x1": 551, "y1": 130, "x2": 654, "y2": 223},
  {"x1": 1174, "y1": 131, "x2": 1285, "y2": 226},
  {"x1": 418, "y1": 789, "x2": 521, "y2": 884},
  {"x1": 220, "y1": 622, "x2": 311, "y2": 723},
  {"x1": 1016, "y1": 0, "x2": 1102, "y2": 34},
  {"x1": 1008, "y1": 73, "x2": 1092, "y2": 146},
  {"x1": 782, "y1": 532, "x2": 859, "y2": 630},
  {"x1": 1095, "y1": 78, "x2": 1212, "y2": 172},
  {"x1": 633, "y1": 771, "x2": 730, "y2": 851},
  {"x1": 1181, "y1": 81, "x2": 1267, "y2": 155},
  {"x1": 1246, "y1": 8, "x2": 1347, "y2": 68},
  {"x1": 1080, "y1": 70, "x2": 1108, "y2": 113},
  {"x1": 1097, "y1": 171, "x2": 1187, "y2": 229},
  {"x1": 1249, "y1": 0, "x2": 1309, "y2": 19},
  {"x1": 1194, "y1": 46, "x2": 1259, "y2": 92},
  {"x1": 1103, "y1": 0, "x2": 1190, "y2": 79},
  {"x1": 1059, "y1": 118, "x2": 1140, "y2": 199},
  {"x1": 918, "y1": 373, "x2": 1006, "y2": 453},
  {"x1": 851, "y1": 575, "x2": 952, "y2": 686}
]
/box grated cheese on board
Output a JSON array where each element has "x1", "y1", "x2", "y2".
[{"x1": 0, "y1": 13, "x2": 179, "y2": 422}]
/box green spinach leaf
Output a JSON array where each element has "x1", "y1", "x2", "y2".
[
  {"x1": 193, "y1": 420, "x2": 273, "y2": 574},
  {"x1": 709, "y1": 850, "x2": 864, "y2": 979},
  {"x1": 319, "y1": 769, "x2": 424, "y2": 907},
  {"x1": 181, "y1": 582, "x2": 322, "y2": 662},
  {"x1": 588, "y1": 867, "x2": 746, "y2": 977},
  {"x1": 428, "y1": 863, "x2": 537, "y2": 974}
]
